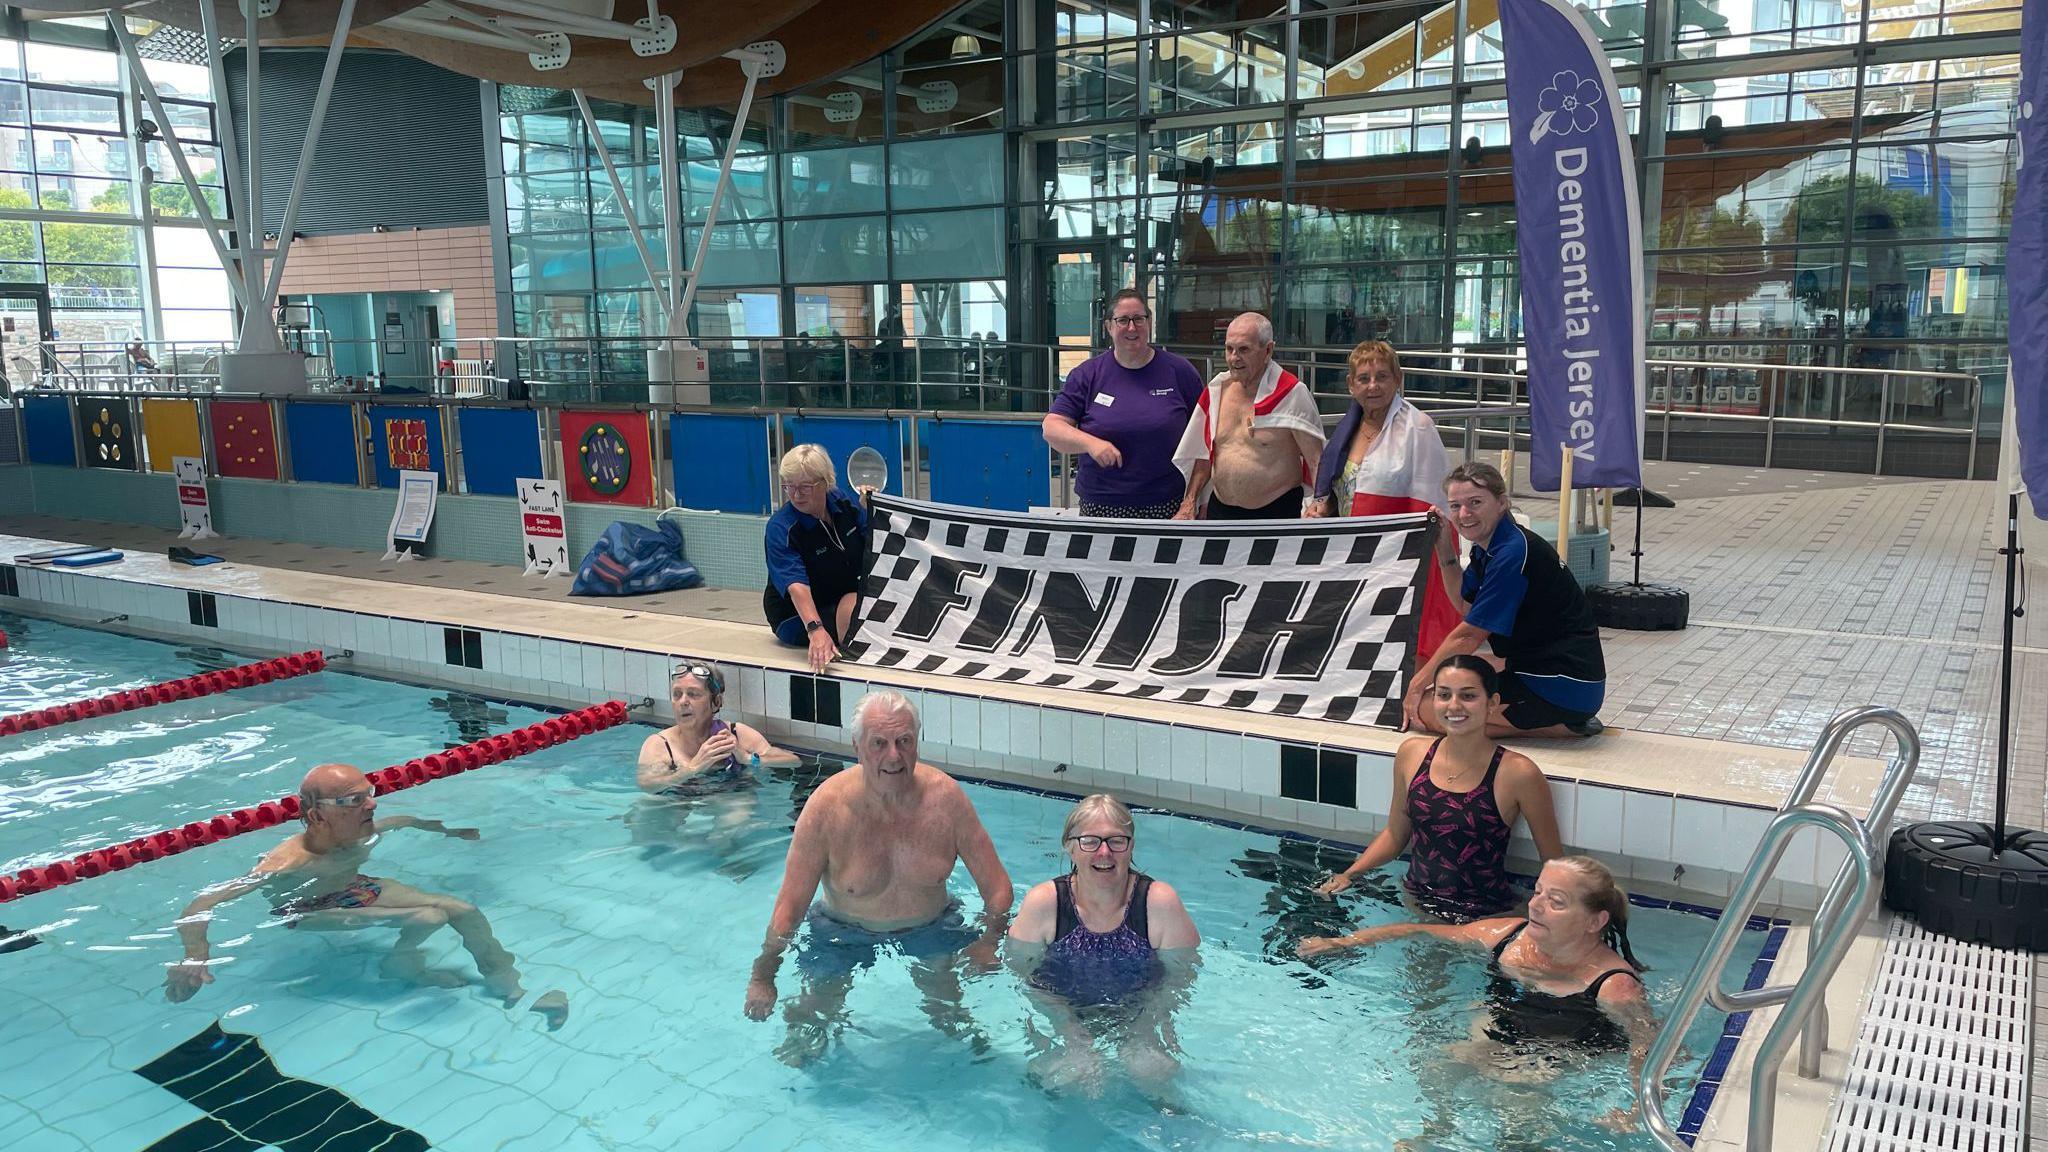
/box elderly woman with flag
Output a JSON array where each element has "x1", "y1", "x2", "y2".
[{"x1": 1307, "y1": 340, "x2": 1460, "y2": 660}]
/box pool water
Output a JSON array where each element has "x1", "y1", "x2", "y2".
[{"x1": 0, "y1": 613, "x2": 1769, "y2": 1152}]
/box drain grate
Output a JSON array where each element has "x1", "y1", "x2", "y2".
[{"x1": 1822, "y1": 917, "x2": 2031, "y2": 1152}]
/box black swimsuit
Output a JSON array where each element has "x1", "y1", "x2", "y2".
[{"x1": 1484, "y1": 921, "x2": 1637, "y2": 1052}]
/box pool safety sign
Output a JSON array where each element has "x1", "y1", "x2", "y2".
[
  {"x1": 173, "y1": 456, "x2": 217, "y2": 540},
  {"x1": 846, "y1": 495, "x2": 1433, "y2": 728},
  {"x1": 383, "y1": 469, "x2": 438, "y2": 562},
  {"x1": 518, "y1": 478, "x2": 570, "y2": 578}
]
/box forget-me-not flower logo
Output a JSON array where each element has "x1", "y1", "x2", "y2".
[{"x1": 1531, "y1": 70, "x2": 1604, "y2": 142}]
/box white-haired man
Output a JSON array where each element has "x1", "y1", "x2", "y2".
[
  {"x1": 1172, "y1": 311, "x2": 1326, "y2": 519},
  {"x1": 744, "y1": 689, "x2": 1012, "y2": 1063}
]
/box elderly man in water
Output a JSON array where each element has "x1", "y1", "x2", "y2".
[
  {"x1": 744, "y1": 688, "x2": 1013, "y2": 1063},
  {"x1": 163, "y1": 763, "x2": 567, "y2": 1028}
]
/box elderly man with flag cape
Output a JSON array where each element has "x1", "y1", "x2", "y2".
[{"x1": 1170, "y1": 312, "x2": 1326, "y2": 520}]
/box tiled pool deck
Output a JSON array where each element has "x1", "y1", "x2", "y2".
[{"x1": 1, "y1": 460, "x2": 2039, "y2": 1149}]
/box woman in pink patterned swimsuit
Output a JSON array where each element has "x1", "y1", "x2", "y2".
[{"x1": 1315, "y1": 656, "x2": 1565, "y2": 921}]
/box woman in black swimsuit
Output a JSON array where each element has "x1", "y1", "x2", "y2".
[
  {"x1": 630, "y1": 665, "x2": 800, "y2": 872},
  {"x1": 1300, "y1": 856, "x2": 1655, "y2": 1130}
]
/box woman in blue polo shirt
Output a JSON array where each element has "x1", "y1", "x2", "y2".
[
  {"x1": 763, "y1": 444, "x2": 870, "y2": 673},
  {"x1": 1406, "y1": 462, "x2": 1606, "y2": 738}
]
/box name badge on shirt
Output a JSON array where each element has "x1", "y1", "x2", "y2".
[{"x1": 1093, "y1": 392, "x2": 1115, "y2": 407}]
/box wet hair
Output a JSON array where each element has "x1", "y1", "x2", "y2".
[
  {"x1": 1062, "y1": 793, "x2": 1135, "y2": 843},
  {"x1": 778, "y1": 443, "x2": 837, "y2": 489},
  {"x1": 1106, "y1": 288, "x2": 1150, "y2": 318},
  {"x1": 1443, "y1": 461, "x2": 1509, "y2": 500},
  {"x1": 1347, "y1": 340, "x2": 1402, "y2": 380},
  {"x1": 1062, "y1": 793, "x2": 1136, "y2": 873},
  {"x1": 1431, "y1": 653, "x2": 1500, "y2": 698},
  {"x1": 1552, "y1": 855, "x2": 1648, "y2": 971},
  {"x1": 850, "y1": 688, "x2": 919, "y2": 747}
]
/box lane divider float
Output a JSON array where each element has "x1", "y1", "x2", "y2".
[
  {"x1": 0, "y1": 699, "x2": 629, "y2": 905},
  {"x1": 0, "y1": 651, "x2": 329, "y2": 739}
]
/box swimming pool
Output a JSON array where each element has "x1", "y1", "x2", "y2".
[{"x1": 0, "y1": 613, "x2": 1772, "y2": 1151}]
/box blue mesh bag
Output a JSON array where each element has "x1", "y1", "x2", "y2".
[{"x1": 571, "y1": 519, "x2": 702, "y2": 597}]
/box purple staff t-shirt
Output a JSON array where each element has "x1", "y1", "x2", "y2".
[{"x1": 1048, "y1": 348, "x2": 1205, "y2": 508}]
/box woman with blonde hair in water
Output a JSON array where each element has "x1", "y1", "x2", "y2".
[{"x1": 1300, "y1": 855, "x2": 1655, "y2": 1134}]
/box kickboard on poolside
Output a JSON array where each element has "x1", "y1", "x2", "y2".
[
  {"x1": 13, "y1": 544, "x2": 104, "y2": 565},
  {"x1": 48, "y1": 550, "x2": 122, "y2": 568}
]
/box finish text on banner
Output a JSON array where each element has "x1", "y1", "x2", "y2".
[
  {"x1": 845, "y1": 496, "x2": 1433, "y2": 728},
  {"x1": 1501, "y1": 0, "x2": 1645, "y2": 491}
]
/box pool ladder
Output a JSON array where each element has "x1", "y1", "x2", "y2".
[{"x1": 1637, "y1": 706, "x2": 1921, "y2": 1152}]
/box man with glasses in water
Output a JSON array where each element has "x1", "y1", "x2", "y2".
[
  {"x1": 163, "y1": 763, "x2": 567, "y2": 1028},
  {"x1": 744, "y1": 689, "x2": 1013, "y2": 1064}
]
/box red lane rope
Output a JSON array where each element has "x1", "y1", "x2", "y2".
[
  {"x1": 0, "y1": 650, "x2": 329, "y2": 739},
  {"x1": 0, "y1": 699, "x2": 630, "y2": 905}
]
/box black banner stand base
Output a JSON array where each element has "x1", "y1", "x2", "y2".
[
  {"x1": 1587, "y1": 482, "x2": 1689, "y2": 630},
  {"x1": 1884, "y1": 822, "x2": 2048, "y2": 952},
  {"x1": 1587, "y1": 581, "x2": 1690, "y2": 630},
  {"x1": 1881, "y1": 491, "x2": 2048, "y2": 952},
  {"x1": 1612, "y1": 487, "x2": 1676, "y2": 508}
]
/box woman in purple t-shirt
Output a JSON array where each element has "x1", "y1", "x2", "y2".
[{"x1": 1042, "y1": 290, "x2": 1206, "y2": 518}]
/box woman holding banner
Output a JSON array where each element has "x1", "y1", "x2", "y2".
[
  {"x1": 1408, "y1": 462, "x2": 1606, "y2": 739},
  {"x1": 763, "y1": 445, "x2": 871, "y2": 674},
  {"x1": 1307, "y1": 341, "x2": 1458, "y2": 660}
]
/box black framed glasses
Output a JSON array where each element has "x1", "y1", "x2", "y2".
[{"x1": 1067, "y1": 834, "x2": 1132, "y2": 853}]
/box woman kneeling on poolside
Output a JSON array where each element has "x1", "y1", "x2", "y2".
[
  {"x1": 1008, "y1": 794, "x2": 1200, "y2": 1093},
  {"x1": 763, "y1": 443, "x2": 872, "y2": 674},
  {"x1": 1301, "y1": 856, "x2": 1654, "y2": 1126},
  {"x1": 1318, "y1": 656, "x2": 1562, "y2": 920},
  {"x1": 1409, "y1": 461, "x2": 1606, "y2": 738}
]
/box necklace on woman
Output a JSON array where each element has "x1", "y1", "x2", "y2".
[
  {"x1": 1435, "y1": 747, "x2": 1487, "y2": 787},
  {"x1": 819, "y1": 513, "x2": 844, "y2": 552}
]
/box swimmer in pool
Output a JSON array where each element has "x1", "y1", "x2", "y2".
[
  {"x1": 163, "y1": 763, "x2": 568, "y2": 1028},
  {"x1": 631, "y1": 663, "x2": 799, "y2": 873},
  {"x1": 1316, "y1": 657, "x2": 1562, "y2": 921},
  {"x1": 636, "y1": 663, "x2": 798, "y2": 794},
  {"x1": 1299, "y1": 856, "x2": 1653, "y2": 1132},
  {"x1": 1007, "y1": 794, "x2": 1200, "y2": 1095},
  {"x1": 744, "y1": 689, "x2": 1013, "y2": 1065}
]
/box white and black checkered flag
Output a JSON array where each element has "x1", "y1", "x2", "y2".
[{"x1": 844, "y1": 495, "x2": 1433, "y2": 728}]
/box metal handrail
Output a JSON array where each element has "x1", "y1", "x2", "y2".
[
  {"x1": 1709, "y1": 706, "x2": 1919, "y2": 1076},
  {"x1": 1638, "y1": 801, "x2": 1880, "y2": 1152}
]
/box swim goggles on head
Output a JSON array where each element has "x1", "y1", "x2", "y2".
[
  {"x1": 671, "y1": 662, "x2": 726, "y2": 696},
  {"x1": 310, "y1": 791, "x2": 374, "y2": 809}
]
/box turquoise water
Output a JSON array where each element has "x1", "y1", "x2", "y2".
[{"x1": 0, "y1": 613, "x2": 1766, "y2": 1151}]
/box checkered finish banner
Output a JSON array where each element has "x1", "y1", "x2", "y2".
[{"x1": 845, "y1": 496, "x2": 1434, "y2": 728}]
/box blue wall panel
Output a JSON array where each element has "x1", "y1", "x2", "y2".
[
  {"x1": 367, "y1": 405, "x2": 448, "y2": 489},
  {"x1": 456, "y1": 408, "x2": 544, "y2": 497},
  {"x1": 927, "y1": 421, "x2": 1050, "y2": 511},
  {"x1": 22, "y1": 396, "x2": 73, "y2": 467},
  {"x1": 672, "y1": 413, "x2": 772, "y2": 514},
  {"x1": 284, "y1": 403, "x2": 361, "y2": 486},
  {"x1": 782, "y1": 416, "x2": 902, "y2": 496}
]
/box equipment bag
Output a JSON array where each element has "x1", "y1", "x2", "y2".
[{"x1": 571, "y1": 519, "x2": 702, "y2": 597}]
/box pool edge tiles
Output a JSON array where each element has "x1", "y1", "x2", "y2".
[{"x1": 0, "y1": 540, "x2": 1846, "y2": 913}]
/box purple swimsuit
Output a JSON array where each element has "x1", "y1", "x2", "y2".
[
  {"x1": 1032, "y1": 871, "x2": 1163, "y2": 1006},
  {"x1": 1403, "y1": 740, "x2": 1518, "y2": 922}
]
